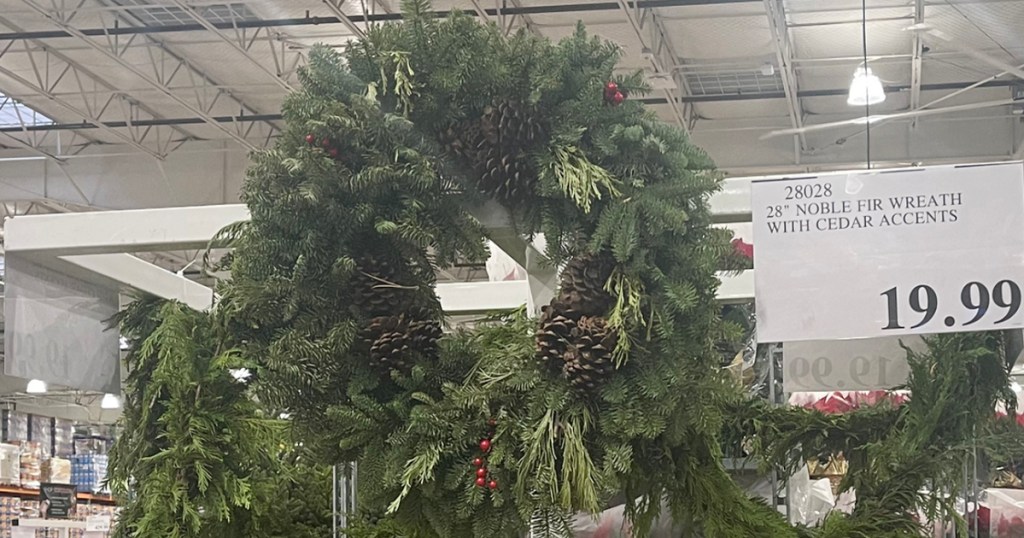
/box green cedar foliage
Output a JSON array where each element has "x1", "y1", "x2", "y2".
[
  {"x1": 109, "y1": 297, "x2": 332, "y2": 538},
  {"x1": 731, "y1": 331, "x2": 1017, "y2": 537}
]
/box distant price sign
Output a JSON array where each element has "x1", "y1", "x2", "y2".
[
  {"x1": 752, "y1": 162, "x2": 1024, "y2": 342},
  {"x1": 783, "y1": 336, "x2": 923, "y2": 392}
]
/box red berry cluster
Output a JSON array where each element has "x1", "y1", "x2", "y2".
[
  {"x1": 473, "y1": 418, "x2": 498, "y2": 490},
  {"x1": 604, "y1": 81, "x2": 625, "y2": 106},
  {"x1": 304, "y1": 133, "x2": 340, "y2": 159}
]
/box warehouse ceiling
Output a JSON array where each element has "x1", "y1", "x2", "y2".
[{"x1": 0, "y1": 0, "x2": 1021, "y2": 210}]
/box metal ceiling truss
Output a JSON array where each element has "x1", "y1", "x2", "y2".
[
  {"x1": 763, "y1": 0, "x2": 806, "y2": 164},
  {"x1": 0, "y1": 0, "x2": 758, "y2": 42},
  {"x1": 618, "y1": 1, "x2": 691, "y2": 131},
  {"x1": 0, "y1": 28, "x2": 187, "y2": 158},
  {"x1": 18, "y1": 0, "x2": 279, "y2": 151},
  {"x1": 165, "y1": 0, "x2": 300, "y2": 92}
]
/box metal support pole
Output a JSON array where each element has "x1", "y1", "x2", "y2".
[{"x1": 332, "y1": 462, "x2": 357, "y2": 537}]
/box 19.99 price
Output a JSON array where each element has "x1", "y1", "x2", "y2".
[{"x1": 880, "y1": 280, "x2": 1022, "y2": 330}]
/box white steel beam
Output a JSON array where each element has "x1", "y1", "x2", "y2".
[
  {"x1": 64, "y1": 253, "x2": 215, "y2": 311},
  {"x1": 4, "y1": 204, "x2": 251, "y2": 255}
]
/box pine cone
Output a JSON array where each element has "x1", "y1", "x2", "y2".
[
  {"x1": 439, "y1": 101, "x2": 545, "y2": 204},
  {"x1": 352, "y1": 255, "x2": 417, "y2": 316},
  {"x1": 535, "y1": 303, "x2": 618, "y2": 391},
  {"x1": 535, "y1": 303, "x2": 574, "y2": 372},
  {"x1": 362, "y1": 310, "x2": 442, "y2": 373},
  {"x1": 557, "y1": 253, "x2": 615, "y2": 315},
  {"x1": 562, "y1": 316, "x2": 618, "y2": 391}
]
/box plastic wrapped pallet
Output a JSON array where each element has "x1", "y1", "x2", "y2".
[
  {"x1": 1, "y1": 413, "x2": 28, "y2": 444},
  {"x1": 41, "y1": 458, "x2": 70, "y2": 485},
  {"x1": 70, "y1": 455, "x2": 108, "y2": 494},
  {"x1": 0, "y1": 445, "x2": 19, "y2": 487},
  {"x1": 28, "y1": 417, "x2": 52, "y2": 459},
  {"x1": 52, "y1": 421, "x2": 73, "y2": 459},
  {"x1": 12, "y1": 441, "x2": 41, "y2": 489}
]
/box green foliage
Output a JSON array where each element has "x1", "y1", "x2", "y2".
[
  {"x1": 731, "y1": 331, "x2": 1017, "y2": 536},
  {"x1": 214, "y1": 1, "x2": 772, "y2": 536},
  {"x1": 121, "y1": 1, "x2": 1023, "y2": 537},
  {"x1": 110, "y1": 296, "x2": 332, "y2": 538},
  {"x1": 109, "y1": 298, "x2": 281, "y2": 538}
]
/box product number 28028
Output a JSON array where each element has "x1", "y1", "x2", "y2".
[
  {"x1": 784, "y1": 183, "x2": 832, "y2": 200},
  {"x1": 881, "y1": 281, "x2": 1023, "y2": 330}
]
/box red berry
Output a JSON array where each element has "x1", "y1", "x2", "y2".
[
  {"x1": 611, "y1": 91, "x2": 625, "y2": 106},
  {"x1": 475, "y1": 477, "x2": 487, "y2": 487},
  {"x1": 304, "y1": 134, "x2": 315, "y2": 144},
  {"x1": 488, "y1": 480, "x2": 498, "y2": 490},
  {"x1": 487, "y1": 418, "x2": 497, "y2": 427},
  {"x1": 328, "y1": 148, "x2": 339, "y2": 158},
  {"x1": 479, "y1": 439, "x2": 491, "y2": 452},
  {"x1": 605, "y1": 81, "x2": 618, "y2": 93},
  {"x1": 476, "y1": 468, "x2": 487, "y2": 478},
  {"x1": 321, "y1": 138, "x2": 331, "y2": 148},
  {"x1": 472, "y1": 458, "x2": 484, "y2": 467}
]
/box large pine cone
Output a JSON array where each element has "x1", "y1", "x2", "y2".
[
  {"x1": 362, "y1": 310, "x2": 443, "y2": 373},
  {"x1": 563, "y1": 316, "x2": 617, "y2": 391},
  {"x1": 352, "y1": 255, "x2": 418, "y2": 316},
  {"x1": 535, "y1": 304, "x2": 618, "y2": 391},
  {"x1": 558, "y1": 253, "x2": 615, "y2": 315},
  {"x1": 438, "y1": 101, "x2": 545, "y2": 203},
  {"x1": 535, "y1": 303, "x2": 574, "y2": 372},
  {"x1": 480, "y1": 101, "x2": 544, "y2": 148}
]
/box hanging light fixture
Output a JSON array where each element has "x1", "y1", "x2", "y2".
[
  {"x1": 25, "y1": 379, "x2": 47, "y2": 394},
  {"x1": 100, "y1": 393, "x2": 121, "y2": 410},
  {"x1": 847, "y1": 66, "x2": 886, "y2": 106}
]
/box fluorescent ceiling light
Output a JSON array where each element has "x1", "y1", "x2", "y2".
[
  {"x1": 847, "y1": 67, "x2": 886, "y2": 106},
  {"x1": 100, "y1": 393, "x2": 121, "y2": 409},
  {"x1": 26, "y1": 379, "x2": 47, "y2": 394}
]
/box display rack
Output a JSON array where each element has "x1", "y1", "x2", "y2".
[{"x1": 0, "y1": 486, "x2": 114, "y2": 505}]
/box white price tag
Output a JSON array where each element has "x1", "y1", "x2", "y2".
[
  {"x1": 783, "y1": 336, "x2": 922, "y2": 392},
  {"x1": 86, "y1": 515, "x2": 111, "y2": 532},
  {"x1": 752, "y1": 162, "x2": 1024, "y2": 342}
]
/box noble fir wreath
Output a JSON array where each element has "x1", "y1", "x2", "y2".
[
  {"x1": 219, "y1": 1, "x2": 774, "y2": 534},
  {"x1": 109, "y1": 1, "x2": 1024, "y2": 537}
]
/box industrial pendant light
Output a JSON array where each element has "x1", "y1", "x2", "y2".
[
  {"x1": 847, "y1": 66, "x2": 886, "y2": 106},
  {"x1": 100, "y1": 393, "x2": 121, "y2": 410}
]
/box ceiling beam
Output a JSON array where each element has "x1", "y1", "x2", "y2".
[
  {"x1": 166, "y1": 0, "x2": 295, "y2": 92},
  {"x1": 909, "y1": 0, "x2": 925, "y2": 114},
  {"x1": 615, "y1": 0, "x2": 689, "y2": 130},
  {"x1": 0, "y1": 0, "x2": 757, "y2": 41},
  {"x1": 2, "y1": 79, "x2": 1018, "y2": 137},
  {"x1": 763, "y1": 0, "x2": 807, "y2": 162},
  {"x1": 18, "y1": 0, "x2": 265, "y2": 151}
]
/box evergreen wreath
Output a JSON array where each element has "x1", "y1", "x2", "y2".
[{"x1": 110, "y1": 1, "x2": 1024, "y2": 536}]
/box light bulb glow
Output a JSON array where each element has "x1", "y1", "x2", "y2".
[
  {"x1": 100, "y1": 393, "x2": 121, "y2": 409},
  {"x1": 26, "y1": 379, "x2": 47, "y2": 394},
  {"x1": 847, "y1": 67, "x2": 886, "y2": 106}
]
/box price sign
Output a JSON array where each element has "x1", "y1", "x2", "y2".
[
  {"x1": 86, "y1": 515, "x2": 112, "y2": 532},
  {"x1": 783, "y1": 336, "x2": 922, "y2": 392},
  {"x1": 752, "y1": 162, "x2": 1024, "y2": 342}
]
